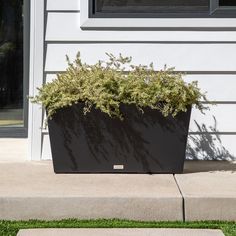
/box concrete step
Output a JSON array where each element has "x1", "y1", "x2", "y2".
[
  {"x1": 176, "y1": 161, "x2": 236, "y2": 221},
  {"x1": 0, "y1": 162, "x2": 182, "y2": 221},
  {"x1": 0, "y1": 161, "x2": 236, "y2": 221},
  {"x1": 0, "y1": 138, "x2": 27, "y2": 162},
  {"x1": 17, "y1": 228, "x2": 225, "y2": 236}
]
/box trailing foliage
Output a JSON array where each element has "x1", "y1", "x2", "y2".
[{"x1": 31, "y1": 52, "x2": 207, "y2": 120}]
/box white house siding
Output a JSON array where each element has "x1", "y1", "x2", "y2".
[{"x1": 40, "y1": 0, "x2": 236, "y2": 160}]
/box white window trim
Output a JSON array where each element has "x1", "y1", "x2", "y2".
[
  {"x1": 80, "y1": 0, "x2": 236, "y2": 29},
  {"x1": 28, "y1": 0, "x2": 45, "y2": 161}
]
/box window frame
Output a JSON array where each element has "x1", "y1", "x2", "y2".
[{"x1": 80, "y1": 0, "x2": 236, "y2": 29}]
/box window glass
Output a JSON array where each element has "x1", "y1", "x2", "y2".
[
  {"x1": 0, "y1": 0, "x2": 24, "y2": 127},
  {"x1": 219, "y1": 0, "x2": 236, "y2": 6},
  {"x1": 96, "y1": 0, "x2": 209, "y2": 13}
]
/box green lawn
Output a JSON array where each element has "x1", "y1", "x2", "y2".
[{"x1": 0, "y1": 219, "x2": 235, "y2": 236}]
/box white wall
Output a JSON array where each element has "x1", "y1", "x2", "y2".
[{"x1": 36, "y1": 0, "x2": 236, "y2": 160}]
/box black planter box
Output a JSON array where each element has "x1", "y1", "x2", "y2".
[{"x1": 48, "y1": 103, "x2": 191, "y2": 174}]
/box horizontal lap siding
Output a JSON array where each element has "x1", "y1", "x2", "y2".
[
  {"x1": 189, "y1": 105, "x2": 236, "y2": 133},
  {"x1": 45, "y1": 43, "x2": 236, "y2": 72},
  {"x1": 187, "y1": 135, "x2": 236, "y2": 161},
  {"x1": 47, "y1": 0, "x2": 80, "y2": 11},
  {"x1": 42, "y1": 135, "x2": 51, "y2": 160},
  {"x1": 41, "y1": 9, "x2": 236, "y2": 160}
]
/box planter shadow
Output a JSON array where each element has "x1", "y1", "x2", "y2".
[
  {"x1": 183, "y1": 160, "x2": 236, "y2": 173},
  {"x1": 187, "y1": 116, "x2": 236, "y2": 161}
]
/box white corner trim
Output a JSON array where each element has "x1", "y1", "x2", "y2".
[
  {"x1": 80, "y1": 0, "x2": 89, "y2": 26},
  {"x1": 80, "y1": 0, "x2": 236, "y2": 29},
  {"x1": 28, "y1": 0, "x2": 45, "y2": 161}
]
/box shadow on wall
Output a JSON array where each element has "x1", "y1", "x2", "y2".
[
  {"x1": 183, "y1": 160, "x2": 236, "y2": 173},
  {"x1": 186, "y1": 116, "x2": 236, "y2": 161}
]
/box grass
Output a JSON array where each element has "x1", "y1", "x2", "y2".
[{"x1": 0, "y1": 219, "x2": 235, "y2": 236}]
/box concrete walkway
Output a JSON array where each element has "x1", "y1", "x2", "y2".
[
  {"x1": 0, "y1": 138, "x2": 27, "y2": 162},
  {"x1": 17, "y1": 228, "x2": 225, "y2": 236},
  {"x1": 176, "y1": 162, "x2": 236, "y2": 221},
  {"x1": 0, "y1": 161, "x2": 235, "y2": 221}
]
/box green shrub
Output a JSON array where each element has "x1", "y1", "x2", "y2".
[{"x1": 31, "y1": 52, "x2": 207, "y2": 120}]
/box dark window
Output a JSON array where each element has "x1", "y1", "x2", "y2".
[
  {"x1": 219, "y1": 0, "x2": 236, "y2": 6},
  {"x1": 96, "y1": 0, "x2": 209, "y2": 13},
  {"x1": 90, "y1": 0, "x2": 236, "y2": 17},
  {"x1": 0, "y1": 0, "x2": 23, "y2": 128},
  {"x1": 0, "y1": 0, "x2": 29, "y2": 137}
]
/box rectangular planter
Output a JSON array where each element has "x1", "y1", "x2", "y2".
[{"x1": 48, "y1": 103, "x2": 191, "y2": 174}]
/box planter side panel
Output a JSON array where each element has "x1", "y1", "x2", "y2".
[{"x1": 48, "y1": 104, "x2": 191, "y2": 174}]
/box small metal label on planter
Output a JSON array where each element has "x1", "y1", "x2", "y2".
[{"x1": 113, "y1": 165, "x2": 124, "y2": 170}]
